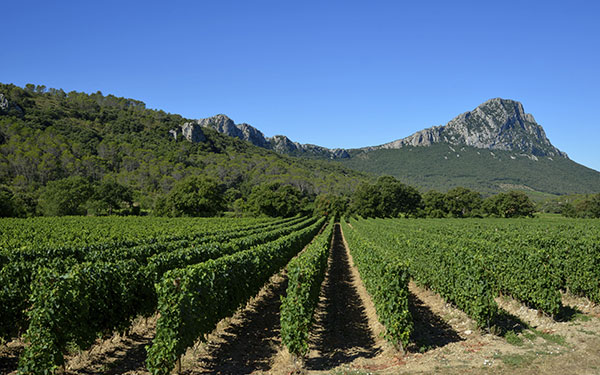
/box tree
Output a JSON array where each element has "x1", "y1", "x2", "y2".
[
  {"x1": 444, "y1": 187, "x2": 482, "y2": 218},
  {"x1": 483, "y1": 191, "x2": 535, "y2": 218},
  {"x1": 375, "y1": 176, "x2": 423, "y2": 217},
  {"x1": 590, "y1": 194, "x2": 600, "y2": 218},
  {"x1": 349, "y1": 182, "x2": 381, "y2": 218},
  {"x1": 314, "y1": 194, "x2": 349, "y2": 219},
  {"x1": 160, "y1": 175, "x2": 224, "y2": 217},
  {"x1": 89, "y1": 180, "x2": 134, "y2": 215},
  {"x1": 0, "y1": 186, "x2": 18, "y2": 217},
  {"x1": 247, "y1": 182, "x2": 305, "y2": 217},
  {"x1": 350, "y1": 176, "x2": 422, "y2": 218},
  {"x1": 423, "y1": 190, "x2": 447, "y2": 218},
  {"x1": 38, "y1": 176, "x2": 93, "y2": 216}
]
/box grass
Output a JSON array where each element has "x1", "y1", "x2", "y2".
[
  {"x1": 496, "y1": 353, "x2": 535, "y2": 367},
  {"x1": 573, "y1": 313, "x2": 593, "y2": 322},
  {"x1": 533, "y1": 330, "x2": 567, "y2": 346},
  {"x1": 505, "y1": 331, "x2": 524, "y2": 346}
]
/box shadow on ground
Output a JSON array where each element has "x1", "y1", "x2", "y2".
[
  {"x1": 306, "y1": 224, "x2": 378, "y2": 371},
  {"x1": 184, "y1": 275, "x2": 288, "y2": 375},
  {"x1": 406, "y1": 292, "x2": 464, "y2": 353}
]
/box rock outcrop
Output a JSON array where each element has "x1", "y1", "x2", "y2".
[
  {"x1": 172, "y1": 98, "x2": 566, "y2": 160},
  {"x1": 169, "y1": 121, "x2": 206, "y2": 143},
  {"x1": 195, "y1": 115, "x2": 350, "y2": 159},
  {"x1": 0, "y1": 93, "x2": 24, "y2": 116},
  {"x1": 367, "y1": 98, "x2": 567, "y2": 158}
]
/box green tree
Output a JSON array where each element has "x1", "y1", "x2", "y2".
[
  {"x1": 38, "y1": 176, "x2": 93, "y2": 216},
  {"x1": 483, "y1": 191, "x2": 535, "y2": 218},
  {"x1": 590, "y1": 194, "x2": 600, "y2": 218},
  {"x1": 89, "y1": 180, "x2": 134, "y2": 215},
  {"x1": 444, "y1": 187, "x2": 482, "y2": 218},
  {"x1": 350, "y1": 176, "x2": 422, "y2": 218},
  {"x1": 314, "y1": 194, "x2": 349, "y2": 219},
  {"x1": 247, "y1": 182, "x2": 305, "y2": 217},
  {"x1": 423, "y1": 190, "x2": 447, "y2": 217},
  {"x1": 0, "y1": 185, "x2": 19, "y2": 217},
  {"x1": 160, "y1": 176, "x2": 224, "y2": 217},
  {"x1": 350, "y1": 182, "x2": 381, "y2": 218}
]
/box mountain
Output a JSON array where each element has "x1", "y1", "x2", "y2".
[
  {"x1": 192, "y1": 114, "x2": 349, "y2": 159},
  {"x1": 362, "y1": 98, "x2": 566, "y2": 158},
  {"x1": 195, "y1": 98, "x2": 600, "y2": 196},
  {"x1": 0, "y1": 83, "x2": 369, "y2": 215},
  {"x1": 341, "y1": 98, "x2": 599, "y2": 195}
]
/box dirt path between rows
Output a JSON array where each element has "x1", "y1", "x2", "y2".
[{"x1": 304, "y1": 224, "x2": 380, "y2": 372}]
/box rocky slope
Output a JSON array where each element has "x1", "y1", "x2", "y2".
[
  {"x1": 176, "y1": 114, "x2": 349, "y2": 159},
  {"x1": 365, "y1": 98, "x2": 567, "y2": 158}
]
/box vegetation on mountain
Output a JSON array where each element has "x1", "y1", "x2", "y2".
[
  {"x1": 0, "y1": 83, "x2": 369, "y2": 217},
  {"x1": 1, "y1": 83, "x2": 598, "y2": 219},
  {"x1": 340, "y1": 144, "x2": 600, "y2": 196}
]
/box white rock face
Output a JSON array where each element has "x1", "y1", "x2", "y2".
[
  {"x1": 0, "y1": 94, "x2": 8, "y2": 111},
  {"x1": 367, "y1": 98, "x2": 567, "y2": 158},
  {"x1": 194, "y1": 115, "x2": 350, "y2": 159},
  {"x1": 169, "y1": 121, "x2": 206, "y2": 143}
]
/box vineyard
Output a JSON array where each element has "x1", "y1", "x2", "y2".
[{"x1": 1, "y1": 216, "x2": 600, "y2": 374}]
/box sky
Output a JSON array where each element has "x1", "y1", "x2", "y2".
[{"x1": 2, "y1": 0, "x2": 599, "y2": 171}]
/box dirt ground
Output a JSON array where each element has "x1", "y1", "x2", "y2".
[{"x1": 2, "y1": 224, "x2": 600, "y2": 375}]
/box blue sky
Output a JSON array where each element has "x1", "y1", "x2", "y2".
[{"x1": 2, "y1": 0, "x2": 599, "y2": 171}]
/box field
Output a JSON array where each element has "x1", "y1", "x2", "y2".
[{"x1": 1, "y1": 216, "x2": 599, "y2": 374}]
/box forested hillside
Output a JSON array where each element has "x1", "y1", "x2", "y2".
[
  {"x1": 0, "y1": 83, "x2": 369, "y2": 216},
  {"x1": 340, "y1": 143, "x2": 600, "y2": 196}
]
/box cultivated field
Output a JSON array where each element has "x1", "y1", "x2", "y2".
[{"x1": 1, "y1": 216, "x2": 599, "y2": 374}]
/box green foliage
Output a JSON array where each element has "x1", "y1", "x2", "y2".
[
  {"x1": 483, "y1": 191, "x2": 535, "y2": 218},
  {"x1": 559, "y1": 193, "x2": 600, "y2": 218},
  {"x1": 157, "y1": 175, "x2": 225, "y2": 217},
  {"x1": 423, "y1": 190, "x2": 447, "y2": 217},
  {"x1": 0, "y1": 185, "x2": 22, "y2": 217},
  {"x1": 444, "y1": 187, "x2": 482, "y2": 218},
  {"x1": 247, "y1": 182, "x2": 306, "y2": 217},
  {"x1": 281, "y1": 219, "x2": 334, "y2": 356},
  {"x1": 146, "y1": 217, "x2": 324, "y2": 375},
  {"x1": 339, "y1": 143, "x2": 600, "y2": 196},
  {"x1": 341, "y1": 220, "x2": 413, "y2": 349},
  {"x1": 38, "y1": 176, "x2": 93, "y2": 216},
  {"x1": 88, "y1": 180, "x2": 133, "y2": 215},
  {"x1": 313, "y1": 194, "x2": 349, "y2": 219},
  {"x1": 10, "y1": 216, "x2": 316, "y2": 372},
  {"x1": 350, "y1": 176, "x2": 423, "y2": 218},
  {"x1": 0, "y1": 82, "x2": 369, "y2": 217},
  {"x1": 349, "y1": 218, "x2": 499, "y2": 328},
  {"x1": 17, "y1": 260, "x2": 153, "y2": 374}
]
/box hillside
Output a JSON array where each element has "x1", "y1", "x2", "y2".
[
  {"x1": 193, "y1": 98, "x2": 600, "y2": 196},
  {"x1": 340, "y1": 143, "x2": 600, "y2": 196},
  {"x1": 340, "y1": 98, "x2": 600, "y2": 195},
  {"x1": 0, "y1": 83, "x2": 369, "y2": 214}
]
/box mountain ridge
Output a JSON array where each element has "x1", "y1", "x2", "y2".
[
  {"x1": 191, "y1": 98, "x2": 569, "y2": 161},
  {"x1": 182, "y1": 114, "x2": 350, "y2": 159},
  {"x1": 183, "y1": 98, "x2": 600, "y2": 195},
  {"x1": 363, "y1": 98, "x2": 567, "y2": 158}
]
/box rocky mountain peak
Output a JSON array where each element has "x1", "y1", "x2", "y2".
[
  {"x1": 183, "y1": 115, "x2": 349, "y2": 159},
  {"x1": 372, "y1": 98, "x2": 567, "y2": 158}
]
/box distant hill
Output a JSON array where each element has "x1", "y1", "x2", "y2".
[
  {"x1": 194, "y1": 98, "x2": 600, "y2": 196},
  {"x1": 340, "y1": 143, "x2": 600, "y2": 196},
  {"x1": 0, "y1": 83, "x2": 369, "y2": 213},
  {"x1": 192, "y1": 114, "x2": 350, "y2": 159},
  {"x1": 2, "y1": 82, "x2": 598, "y2": 204},
  {"x1": 338, "y1": 98, "x2": 600, "y2": 195}
]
